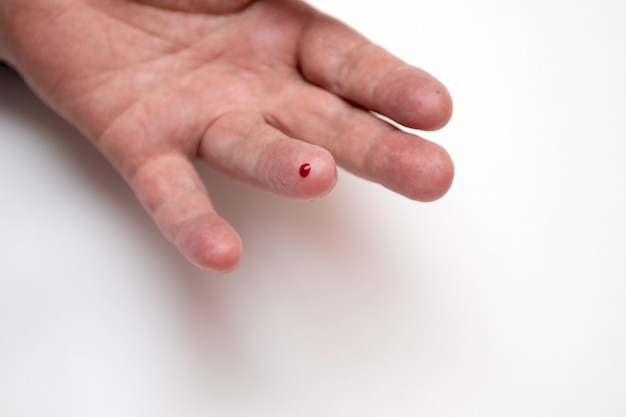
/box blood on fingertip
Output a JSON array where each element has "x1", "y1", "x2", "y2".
[{"x1": 299, "y1": 163, "x2": 311, "y2": 177}]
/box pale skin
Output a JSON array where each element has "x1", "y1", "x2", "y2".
[{"x1": 0, "y1": 0, "x2": 454, "y2": 272}]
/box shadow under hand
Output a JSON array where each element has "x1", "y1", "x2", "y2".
[
  {"x1": 1, "y1": 65, "x2": 426, "y2": 407},
  {"x1": 0, "y1": 65, "x2": 175, "y2": 263},
  {"x1": 179, "y1": 155, "x2": 426, "y2": 406}
]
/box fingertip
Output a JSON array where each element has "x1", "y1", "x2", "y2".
[
  {"x1": 369, "y1": 134, "x2": 454, "y2": 202},
  {"x1": 177, "y1": 217, "x2": 243, "y2": 273},
  {"x1": 265, "y1": 144, "x2": 338, "y2": 201},
  {"x1": 380, "y1": 66, "x2": 453, "y2": 131},
  {"x1": 417, "y1": 83, "x2": 454, "y2": 131},
  {"x1": 294, "y1": 150, "x2": 338, "y2": 200},
  {"x1": 408, "y1": 145, "x2": 455, "y2": 202}
]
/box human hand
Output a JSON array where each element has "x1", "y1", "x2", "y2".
[{"x1": 0, "y1": 0, "x2": 453, "y2": 271}]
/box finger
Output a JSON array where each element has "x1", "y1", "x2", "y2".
[
  {"x1": 128, "y1": 153, "x2": 242, "y2": 272},
  {"x1": 297, "y1": 10, "x2": 452, "y2": 131},
  {"x1": 199, "y1": 110, "x2": 337, "y2": 201},
  {"x1": 272, "y1": 85, "x2": 454, "y2": 202}
]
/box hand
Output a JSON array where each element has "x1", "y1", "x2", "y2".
[{"x1": 1, "y1": 0, "x2": 453, "y2": 271}]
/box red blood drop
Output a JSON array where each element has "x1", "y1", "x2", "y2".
[{"x1": 299, "y1": 163, "x2": 311, "y2": 177}]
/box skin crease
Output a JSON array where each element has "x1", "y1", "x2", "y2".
[{"x1": 0, "y1": 0, "x2": 454, "y2": 272}]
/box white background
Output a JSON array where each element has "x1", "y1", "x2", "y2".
[{"x1": 1, "y1": 0, "x2": 625, "y2": 415}]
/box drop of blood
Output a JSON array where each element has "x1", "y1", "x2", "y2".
[{"x1": 299, "y1": 163, "x2": 311, "y2": 177}]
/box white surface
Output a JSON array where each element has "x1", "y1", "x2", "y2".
[{"x1": 1, "y1": 1, "x2": 625, "y2": 416}]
